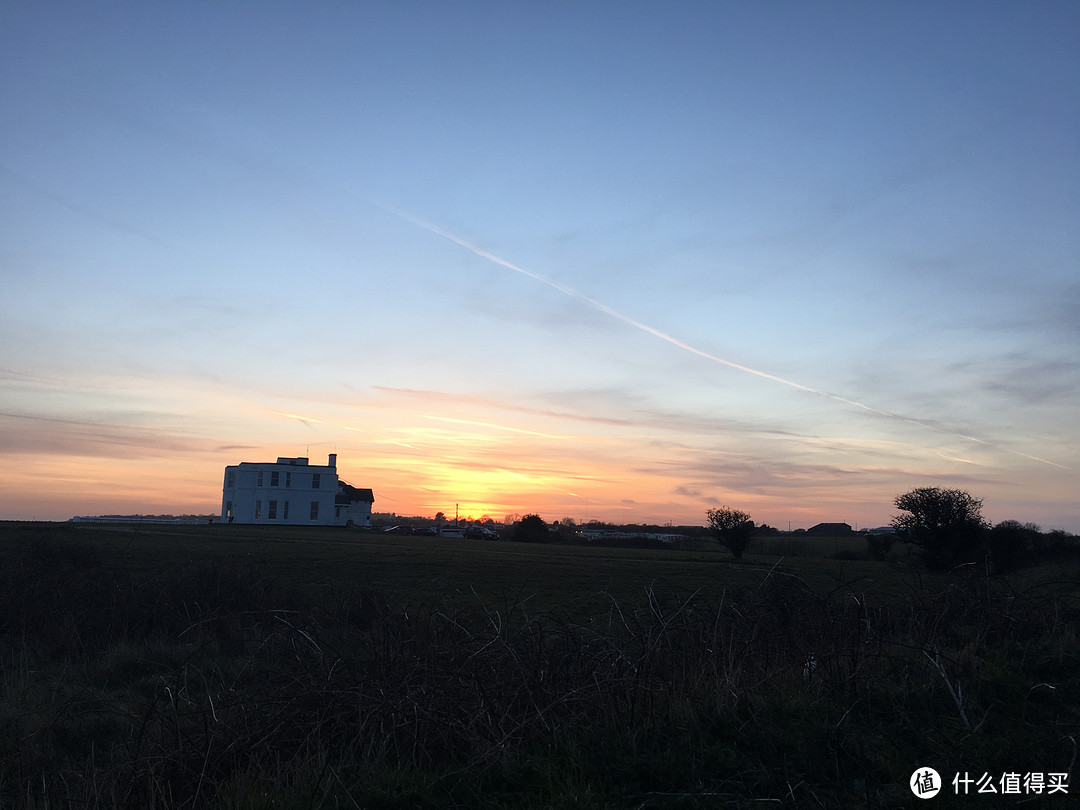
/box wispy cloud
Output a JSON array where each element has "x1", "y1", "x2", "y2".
[
  {"x1": 269, "y1": 409, "x2": 324, "y2": 429},
  {"x1": 371, "y1": 386, "x2": 636, "y2": 427},
  {"x1": 0, "y1": 411, "x2": 210, "y2": 458},
  {"x1": 422, "y1": 415, "x2": 569, "y2": 439},
  {"x1": 0, "y1": 164, "x2": 172, "y2": 247},
  {"x1": 387, "y1": 208, "x2": 1070, "y2": 471}
]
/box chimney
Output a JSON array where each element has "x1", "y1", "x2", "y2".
[{"x1": 328, "y1": 453, "x2": 337, "y2": 469}]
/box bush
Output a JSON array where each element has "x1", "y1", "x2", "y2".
[
  {"x1": 513, "y1": 514, "x2": 550, "y2": 543},
  {"x1": 865, "y1": 532, "x2": 895, "y2": 560},
  {"x1": 892, "y1": 487, "x2": 988, "y2": 568},
  {"x1": 706, "y1": 506, "x2": 755, "y2": 560}
]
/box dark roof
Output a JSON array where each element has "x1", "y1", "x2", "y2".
[
  {"x1": 336, "y1": 481, "x2": 374, "y2": 505},
  {"x1": 806, "y1": 522, "x2": 853, "y2": 535}
]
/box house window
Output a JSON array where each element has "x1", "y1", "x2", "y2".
[
  {"x1": 310, "y1": 501, "x2": 319, "y2": 520},
  {"x1": 312, "y1": 473, "x2": 321, "y2": 489},
  {"x1": 285, "y1": 472, "x2": 291, "y2": 488},
  {"x1": 268, "y1": 500, "x2": 277, "y2": 519},
  {"x1": 225, "y1": 500, "x2": 232, "y2": 517},
  {"x1": 255, "y1": 500, "x2": 262, "y2": 519},
  {"x1": 283, "y1": 501, "x2": 289, "y2": 519},
  {"x1": 271, "y1": 471, "x2": 279, "y2": 487},
  {"x1": 226, "y1": 471, "x2": 235, "y2": 488},
  {"x1": 257, "y1": 471, "x2": 264, "y2": 487}
]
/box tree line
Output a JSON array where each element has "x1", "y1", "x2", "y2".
[{"x1": 707, "y1": 488, "x2": 1076, "y2": 571}]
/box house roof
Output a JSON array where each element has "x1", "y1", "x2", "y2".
[{"x1": 806, "y1": 522, "x2": 853, "y2": 535}]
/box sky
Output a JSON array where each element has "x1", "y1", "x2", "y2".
[{"x1": 2, "y1": 1, "x2": 1078, "y2": 531}]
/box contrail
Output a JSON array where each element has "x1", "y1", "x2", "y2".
[
  {"x1": 386, "y1": 206, "x2": 1068, "y2": 470},
  {"x1": 386, "y1": 207, "x2": 905, "y2": 416}
]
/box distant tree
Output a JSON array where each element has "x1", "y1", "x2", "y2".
[
  {"x1": 434, "y1": 511, "x2": 446, "y2": 523},
  {"x1": 553, "y1": 517, "x2": 580, "y2": 541},
  {"x1": 987, "y1": 520, "x2": 1040, "y2": 572},
  {"x1": 514, "y1": 514, "x2": 549, "y2": 543},
  {"x1": 892, "y1": 487, "x2": 988, "y2": 569},
  {"x1": 706, "y1": 507, "x2": 755, "y2": 560}
]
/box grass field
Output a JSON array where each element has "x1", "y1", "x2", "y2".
[
  {"x1": 1, "y1": 521, "x2": 1077, "y2": 808},
  {"x1": 8, "y1": 522, "x2": 898, "y2": 613}
]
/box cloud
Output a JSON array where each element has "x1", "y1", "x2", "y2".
[
  {"x1": 0, "y1": 366, "x2": 59, "y2": 385},
  {"x1": 421, "y1": 415, "x2": 569, "y2": 440},
  {"x1": 980, "y1": 355, "x2": 1080, "y2": 405},
  {"x1": 371, "y1": 386, "x2": 637, "y2": 427},
  {"x1": 0, "y1": 411, "x2": 212, "y2": 459},
  {"x1": 673, "y1": 485, "x2": 723, "y2": 507},
  {"x1": 0, "y1": 163, "x2": 171, "y2": 247},
  {"x1": 387, "y1": 208, "x2": 1077, "y2": 474},
  {"x1": 389, "y1": 210, "x2": 1014, "y2": 437},
  {"x1": 643, "y1": 454, "x2": 879, "y2": 496}
]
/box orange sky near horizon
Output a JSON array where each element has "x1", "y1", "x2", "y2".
[
  {"x1": 0, "y1": 446, "x2": 889, "y2": 529},
  {"x1": 3, "y1": 381, "x2": 1050, "y2": 531}
]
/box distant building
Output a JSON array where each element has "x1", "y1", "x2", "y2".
[
  {"x1": 578, "y1": 529, "x2": 687, "y2": 544},
  {"x1": 220, "y1": 453, "x2": 374, "y2": 527},
  {"x1": 335, "y1": 482, "x2": 375, "y2": 528},
  {"x1": 806, "y1": 522, "x2": 853, "y2": 536}
]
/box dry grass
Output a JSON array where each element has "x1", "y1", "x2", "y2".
[{"x1": 0, "y1": 522, "x2": 1076, "y2": 808}]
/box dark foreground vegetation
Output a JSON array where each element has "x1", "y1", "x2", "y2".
[{"x1": 1, "y1": 523, "x2": 1077, "y2": 808}]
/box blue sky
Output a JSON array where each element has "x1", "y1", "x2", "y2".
[{"x1": 2, "y1": 1, "x2": 1078, "y2": 530}]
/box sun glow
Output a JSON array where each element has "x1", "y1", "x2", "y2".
[{"x1": 7, "y1": 358, "x2": 1071, "y2": 529}]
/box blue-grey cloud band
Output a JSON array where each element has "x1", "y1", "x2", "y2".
[{"x1": 386, "y1": 206, "x2": 1067, "y2": 471}]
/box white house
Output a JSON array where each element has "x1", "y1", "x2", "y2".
[
  {"x1": 334, "y1": 482, "x2": 375, "y2": 528},
  {"x1": 220, "y1": 453, "x2": 374, "y2": 527}
]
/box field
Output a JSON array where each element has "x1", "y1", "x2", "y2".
[{"x1": 1, "y1": 521, "x2": 1077, "y2": 808}]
